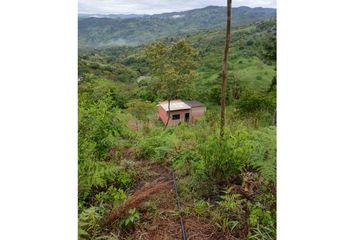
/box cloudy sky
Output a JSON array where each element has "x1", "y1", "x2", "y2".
[{"x1": 79, "y1": 0, "x2": 276, "y2": 14}]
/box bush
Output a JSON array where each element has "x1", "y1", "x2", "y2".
[
  {"x1": 236, "y1": 91, "x2": 274, "y2": 115},
  {"x1": 248, "y1": 200, "x2": 276, "y2": 240},
  {"x1": 249, "y1": 204, "x2": 274, "y2": 228},
  {"x1": 235, "y1": 91, "x2": 276, "y2": 127},
  {"x1": 211, "y1": 189, "x2": 247, "y2": 232},
  {"x1": 250, "y1": 127, "x2": 276, "y2": 184},
  {"x1": 95, "y1": 186, "x2": 127, "y2": 207},
  {"x1": 119, "y1": 208, "x2": 140, "y2": 229},
  {"x1": 248, "y1": 187, "x2": 276, "y2": 237},
  {"x1": 135, "y1": 129, "x2": 177, "y2": 161},
  {"x1": 191, "y1": 126, "x2": 276, "y2": 194},
  {"x1": 193, "y1": 199, "x2": 210, "y2": 217},
  {"x1": 78, "y1": 160, "x2": 133, "y2": 205},
  {"x1": 194, "y1": 129, "x2": 254, "y2": 184},
  {"x1": 78, "y1": 206, "x2": 105, "y2": 239},
  {"x1": 78, "y1": 94, "x2": 127, "y2": 161},
  {"x1": 79, "y1": 78, "x2": 129, "y2": 109}
]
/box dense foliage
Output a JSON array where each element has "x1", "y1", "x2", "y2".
[{"x1": 78, "y1": 16, "x2": 276, "y2": 240}]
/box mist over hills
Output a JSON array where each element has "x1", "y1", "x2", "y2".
[
  {"x1": 78, "y1": 13, "x2": 145, "y2": 19},
  {"x1": 78, "y1": 6, "x2": 276, "y2": 48}
]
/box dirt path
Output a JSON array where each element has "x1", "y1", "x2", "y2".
[
  {"x1": 130, "y1": 160, "x2": 180, "y2": 239},
  {"x1": 115, "y1": 149, "x2": 225, "y2": 240}
]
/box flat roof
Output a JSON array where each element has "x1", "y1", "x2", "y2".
[
  {"x1": 159, "y1": 100, "x2": 191, "y2": 111},
  {"x1": 184, "y1": 100, "x2": 205, "y2": 108}
]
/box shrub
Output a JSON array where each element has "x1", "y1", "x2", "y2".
[
  {"x1": 78, "y1": 94, "x2": 127, "y2": 161},
  {"x1": 249, "y1": 203, "x2": 274, "y2": 228},
  {"x1": 211, "y1": 189, "x2": 247, "y2": 232},
  {"x1": 250, "y1": 127, "x2": 276, "y2": 184},
  {"x1": 194, "y1": 129, "x2": 255, "y2": 184},
  {"x1": 135, "y1": 129, "x2": 177, "y2": 161},
  {"x1": 248, "y1": 189, "x2": 276, "y2": 233},
  {"x1": 95, "y1": 186, "x2": 127, "y2": 207},
  {"x1": 119, "y1": 208, "x2": 140, "y2": 229},
  {"x1": 193, "y1": 199, "x2": 210, "y2": 217},
  {"x1": 78, "y1": 161, "x2": 134, "y2": 205},
  {"x1": 191, "y1": 126, "x2": 276, "y2": 195},
  {"x1": 235, "y1": 91, "x2": 276, "y2": 127},
  {"x1": 78, "y1": 206, "x2": 105, "y2": 239},
  {"x1": 236, "y1": 91, "x2": 274, "y2": 115},
  {"x1": 172, "y1": 149, "x2": 199, "y2": 170},
  {"x1": 248, "y1": 204, "x2": 276, "y2": 240}
]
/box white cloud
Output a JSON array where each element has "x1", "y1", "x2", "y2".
[{"x1": 78, "y1": 0, "x2": 276, "y2": 14}]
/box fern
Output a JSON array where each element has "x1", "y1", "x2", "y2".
[
  {"x1": 78, "y1": 206, "x2": 105, "y2": 240},
  {"x1": 249, "y1": 127, "x2": 276, "y2": 183}
]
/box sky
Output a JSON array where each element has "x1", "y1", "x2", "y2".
[{"x1": 78, "y1": 0, "x2": 276, "y2": 14}]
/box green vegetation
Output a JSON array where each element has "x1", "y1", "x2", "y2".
[
  {"x1": 144, "y1": 39, "x2": 198, "y2": 127},
  {"x1": 78, "y1": 16, "x2": 276, "y2": 239},
  {"x1": 79, "y1": 6, "x2": 276, "y2": 48}
]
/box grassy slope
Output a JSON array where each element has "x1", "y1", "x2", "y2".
[{"x1": 189, "y1": 20, "x2": 276, "y2": 104}]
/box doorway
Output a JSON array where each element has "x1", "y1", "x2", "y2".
[{"x1": 184, "y1": 112, "x2": 190, "y2": 122}]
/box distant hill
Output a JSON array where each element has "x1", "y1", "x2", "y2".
[
  {"x1": 78, "y1": 13, "x2": 145, "y2": 19},
  {"x1": 78, "y1": 6, "x2": 276, "y2": 48},
  {"x1": 79, "y1": 18, "x2": 276, "y2": 95}
]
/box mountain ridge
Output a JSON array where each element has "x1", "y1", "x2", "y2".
[
  {"x1": 79, "y1": 6, "x2": 276, "y2": 48},
  {"x1": 78, "y1": 6, "x2": 276, "y2": 18}
]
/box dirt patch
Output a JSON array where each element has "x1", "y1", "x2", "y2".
[
  {"x1": 134, "y1": 189, "x2": 180, "y2": 240},
  {"x1": 111, "y1": 149, "x2": 233, "y2": 240},
  {"x1": 105, "y1": 179, "x2": 172, "y2": 226}
]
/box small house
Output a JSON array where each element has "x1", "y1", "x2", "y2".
[{"x1": 158, "y1": 100, "x2": 206, "y2": 126}]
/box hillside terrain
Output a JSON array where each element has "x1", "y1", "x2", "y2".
[
  {"x1": 78, "y1": 11, "x2": 276, "y2": 240},
  {"x1": 79, "y1": 19, "x2": 276, "y2": 104},
  {"x1": 78, "y1": 6, "x2": 276, "y2": 47}
]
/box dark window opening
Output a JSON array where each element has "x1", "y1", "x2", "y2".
[
  {"x1": 172, "y1": 114, "x2": 180, "y2": 120},
  {"x1": 185, "y1": 113, "x2": 190, "y2": 122}
]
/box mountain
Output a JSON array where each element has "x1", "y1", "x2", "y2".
[
  {"x1": 78, "y1": 6, "x2": 276, "y2": 48},
  {"x1": 79, "y1": 18, "x2": 276, "y2": 92},
  {"x1": 78, "y1": 13, "x2": 145, "y2": 19}
]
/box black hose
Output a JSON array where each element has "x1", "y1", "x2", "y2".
[{"x1": 172, "y1": 171, "x2": 188, "y2": 240}]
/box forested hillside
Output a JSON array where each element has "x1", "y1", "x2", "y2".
[
  {"x1": 78, "y1": 6, "x2": 276, "y2": 47},
  {"x1": 78, "y1": 15, "x2": 276, "y2": 240}
]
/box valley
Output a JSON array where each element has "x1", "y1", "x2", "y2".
[{"x1": 78, "y1": 6, "x2": 276, "y2": 240}]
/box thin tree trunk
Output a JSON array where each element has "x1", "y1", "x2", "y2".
[
  {"x1": 164, "y1": 99, "x2": 171, "y2": 129},
  {"x1": 220, "y1": 0, "x2": 232, "y2": 138}
]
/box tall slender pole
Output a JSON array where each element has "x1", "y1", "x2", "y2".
[
  {"x1": 220, "y1": 0, "x2": 232, "y2": 138},
  {"x1": 164, "y1": 99, "x2": 171, "y2": 129}
]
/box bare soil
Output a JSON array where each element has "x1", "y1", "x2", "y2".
[{"x1": 110, "y1": 149, "x2": 226, "y2": 240}]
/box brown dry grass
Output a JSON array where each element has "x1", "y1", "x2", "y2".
[
  {"x1": 131, "y1": 188, "x2": 229, "y2": 240},
  {"x1": 131, "y1": 188, "x2": 180, "y2": 240},
  {"x1": 181, "y1": 217, "x2": 225, "y2": 240},
  {"x1": 104, "y1": 179, "x2": 173, "y2": 226}
]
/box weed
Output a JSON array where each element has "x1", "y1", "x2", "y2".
[{"x1": 119, "y1": 208, "x2": 140, "y2": 228}]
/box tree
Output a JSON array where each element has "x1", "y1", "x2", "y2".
[
  {"x1": 228, "y1": 72, "x2": 241, "y2": 102},
  {"x1": 144, "y1": 39, "x2": 198, "y2": 128},
  {"x1": 127, "y1": 99, "x2": 155, "y2": 131},
  {"x1": 220, "y1": 0, "x2": 233, "y2": 137},
  {"x1": 257, "y1": 32, "x2": 276, "y2": 64}
]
